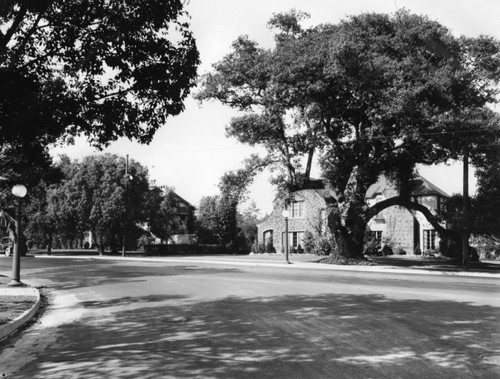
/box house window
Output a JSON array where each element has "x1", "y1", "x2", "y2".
[
  {"x1": 287, "y1": 201, "x2": 304, "y2": 218},
  {"x1": 372, "y1": 231, "x2": 382, "y2": 247},
  {"x1": 282, "y1": 231, "x2": 304, "y2": 249},
  {"x1": 423, "y1": 229, "x2": 437, "y2": 250}
]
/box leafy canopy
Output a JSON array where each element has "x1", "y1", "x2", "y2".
[
  {"x1": 198, "y1": 10, "x2": 500, "y2": 195},
  {"x1": 0, "y1": 0, "x2": 199, "y2": 148}
]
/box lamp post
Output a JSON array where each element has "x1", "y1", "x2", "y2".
[
  {"x1": 9, "y1": 184, "x2": 27, "y2": 287},
  {"x1": 282, "y1": 209, "x2": 290, "y2": 263}
]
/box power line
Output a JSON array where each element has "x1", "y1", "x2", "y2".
[{"x1": 351, "y1": 128, "x2": 499, "y2": 142}]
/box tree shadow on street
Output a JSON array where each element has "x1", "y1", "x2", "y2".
[
  {"x1": 9, "y1": 291, "x2": 500, "y2": 379},
  {"x1": 22, "y1": 259, "x2": 243, "y2": 290}
]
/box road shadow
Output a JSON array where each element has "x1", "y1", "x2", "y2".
[{"x1": 7, "y1": 291, "x2": 500, "y2": 379}]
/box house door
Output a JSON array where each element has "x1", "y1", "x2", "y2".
[{"x1": 263, "y1": 230, "x2": 273, "y2": 246}]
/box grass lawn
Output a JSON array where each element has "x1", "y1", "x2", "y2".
[{"x1": 0, "y1": 295, "x2": 37, "y2": 326}]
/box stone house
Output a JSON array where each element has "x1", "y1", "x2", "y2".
[
  {"x1": 366, "y1": 175, "x2": 450, "y2": 254},
  {"x1": 257, "y1": 175, "x2": 450, "y2": 255},
  {"x1": 257, "y1": 180, "x2": 330, "y2": 254}
]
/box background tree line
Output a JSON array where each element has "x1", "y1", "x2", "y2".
[
  {"x1": 0, "y1": 153, "x2": 260, "y2": 255},
  {"x1": 0, "y1": 0, "x2": 200, "y2": 250}
]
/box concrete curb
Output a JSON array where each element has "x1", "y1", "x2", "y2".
[
  {"x1": 0, "y1": 285, "x2": 41, "y2": 342},
  {"x1": 35, "y1": 255, "x2": 500, "y2": 279}
]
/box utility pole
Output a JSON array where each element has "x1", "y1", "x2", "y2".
[
  {"x1": 462, "y1": 149, "x2": 470, "y2": 271},
  {"x1": 122, "y1": 154, "x2": 129, "y2": 257}
]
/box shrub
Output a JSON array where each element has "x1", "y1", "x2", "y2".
[
  {"x1": 302, "y1": 231, "x2": 315, "y2": 254},
  {"x1": 381, "y1": 245, "x2": 393, "y2": 256},
  {"x1": 250, "y1": 242, "x2": 267, "y2": 254},
  {"x1": 266, "y1": 240, "x2": 276, "y2": 254},
  {"x1": 423, "y1": 250, "x2": 435, "y2": 257},
  {"x1": 471, "y1": 234, "x2": 500, "y2": 260},
  {"x1": 364, "y1": 243, "x2": 380, "y2": 256},
  {"x1": 315, "y1": 236, "x2": 335, "y2": 255},
  {"x1": 363, "y1": 230, "x2": 381, "y2": 256}
]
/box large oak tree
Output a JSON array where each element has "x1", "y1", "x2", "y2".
[{"x1": 197, "y1": 10, "x2": 500, "y2": 260}]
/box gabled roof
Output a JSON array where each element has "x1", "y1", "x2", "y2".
[
  {"x1": 411, "y1": 176, "x2": 450, "y2": 198},
  {"x1": 365, "y1": 174, "x2": 450, "y2": 199},
  {"x1": 164, "y1": 189, "x2": 195, "y2": 209}
]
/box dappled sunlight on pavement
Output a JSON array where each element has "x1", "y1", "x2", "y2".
[
  {"x1": 0, "y1": 258, "x2": 499, "y2": 378},
  {"x1": 4, "y1": 291, "x2": 498, "y2": 378}
]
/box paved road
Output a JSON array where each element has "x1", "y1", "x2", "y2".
[{"x1": 0, "y1": 256, "x2": 499, "y2": 378}]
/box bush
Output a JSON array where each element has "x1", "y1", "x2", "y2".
[
  {"x1": 381, "y1": 245, "x2": 393, "y2": 256},
  {"x1": 471, "y1": 234, "x2": 500, "y2": 260},
  {"x1": 251, "y1": 242, "x2": 266, "y2": 254},
  {"x1": 315, "y1": 236, "x2": 335, "y2": 255},
  {"x1": 297, "y1": 244, "x2": 304, "y2": 254},
  {"x1": 395, "y1": 248, "x2": 407, "y2": 255},
  {"x1": 265, "y1": 240, "x2": 276, "y2": 254},
  {"x1": 363, "y1": 231, "x2": 381, "y2": 256},
  {"x1": 423, "y1": 250, "x2": 435, "y2": 257},
  {"x1": 302, "y1": 231, "x2": 315, "y2": 254},
  {"x1": 364, "y1": 244, "x2": 380, "y2": 256}
]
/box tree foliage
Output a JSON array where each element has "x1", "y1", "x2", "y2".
[
  {"x1": 25, "y1": 154, "x2": 151, "y2": 254},
  {"x1": 471, "y1": 146, "x2": 500, "y2": 237},
  {"x1": 0, "y1": 0, "x2": 199, "y2": 181},
  {"x1": 198, "y1": 10, "x2": 500, "y2": 259}
]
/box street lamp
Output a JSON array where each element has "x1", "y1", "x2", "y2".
[
  {"x1": 282, "y1": 208, "x2": 290, "y2": 263},
  {"x1": 9, "y1": 184, "x2": 27, "y2": 287}
]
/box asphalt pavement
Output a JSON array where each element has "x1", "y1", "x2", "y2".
[{"x1": 0, "y1": 254, "x2": 499, "y2": 378}]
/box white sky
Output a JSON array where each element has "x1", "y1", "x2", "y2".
[{"x1": 50, "y1": 0, "x2": 500, "y2": 215}]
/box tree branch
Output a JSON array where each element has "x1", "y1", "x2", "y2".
[
  {"x1": 9, "y1": 10, "x2": 45, "y2": 68},
  {"x1": 367, "y1": 196, "x2": 456, "y2": 238},
  {"x1": 0, "y1": 3, "x2": 27, "y2": 54}
]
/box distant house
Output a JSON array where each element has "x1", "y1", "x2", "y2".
[
  {"x1": 157, "y1": 187, "x2": 196, "y2": 244},
  {"x1": 84, "y1": 189, "x2": 196, "y2": 248},
  {"x1": 257, "y1": 175, "x2": 450, "y2": 255}
]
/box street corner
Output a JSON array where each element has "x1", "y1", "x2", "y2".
[{"x1": 0, "y1": 283, "x2": 42, "y2": 342}]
